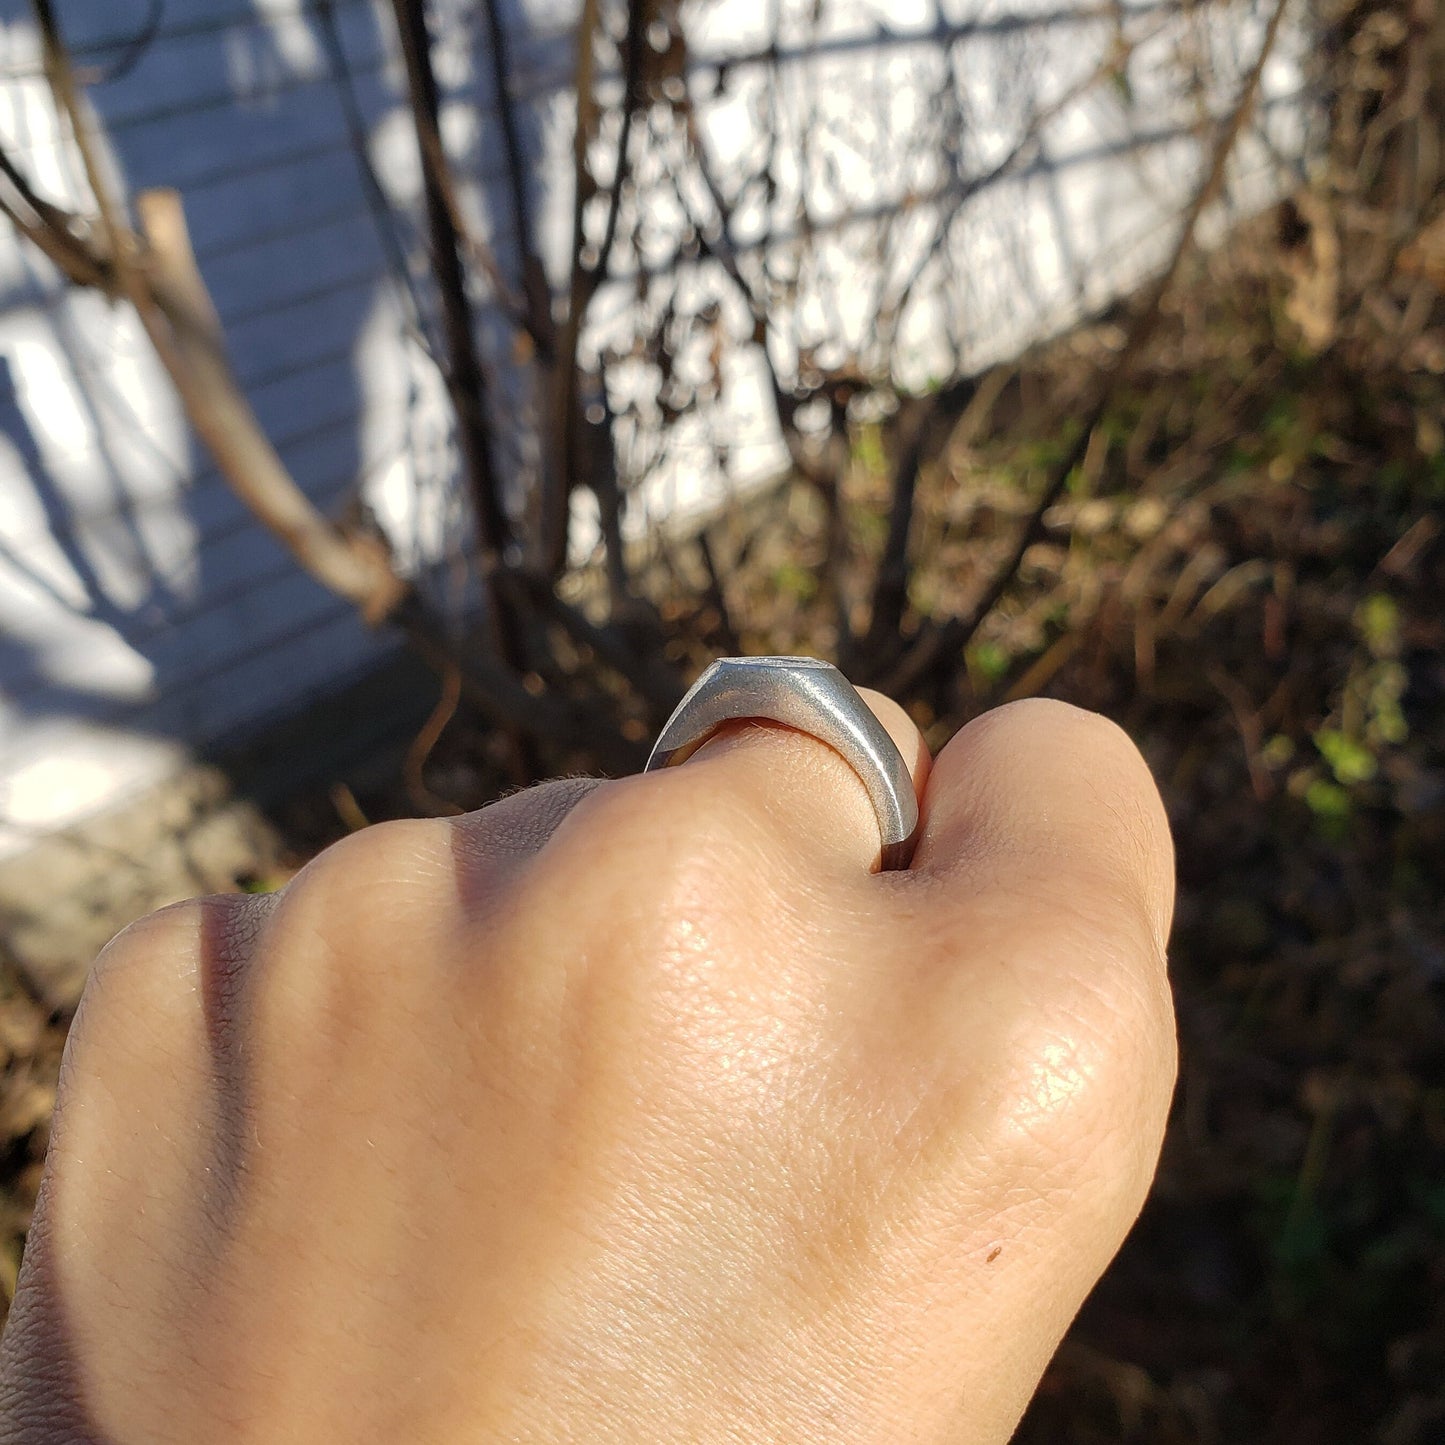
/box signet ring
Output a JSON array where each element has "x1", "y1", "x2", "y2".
[{"x1": 643, "y1": 656, "x2": 920, "y2": 871}]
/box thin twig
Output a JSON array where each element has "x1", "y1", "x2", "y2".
[
  {"x1": 138, "y1": 191, "x2": 410, "y2": 618},
  {"x1": 500, "y1": 568, "x2": 684, "y2": 722},
  {"x1": 315, "y1": 0, "x2": 439, "y2": 361},
  {"x1": 0, "y1": 144, "x2": 111, "y2": 288},
  {"x1": 26, "y1": 5, "x2": 410, "y2": 621},
  {"x1": 858, "y1": 376, "x2": 976, "y2": 662},
  {"x1": 681, "y1": 108, "x2": 824, "y2": 491},
  {"x1": 382, "y1": 0, "x2": 523, "y2": 319},
  {"x1": 330, "y1": 783, "x2": 372, "y2": 833},
  {"x1": 1208, "y1": 664, "x2": 1274, "y2": 803},
  {"x1": 859, "y1": 366, "x2": 1014, "y2": 670},
  {"x1": 480, "y1": 0, "x2": 556, "y2": 361},
  {"x1": 541, "y1": 0, "x2": 647, "y2": 577},
  {"x1": 882, "y1": 0, "x2": 1294, "y2": 697},
  {"x1": 697, "y1": 530, "x2": 743, "y2": 657},
  {"x1": 404, "y1": 664, "x2": 466, "y2": 816},
  {"x1": 874, "y1": 13, "x2": 1174, "y2": 348},
  {"x1": 391, "y1": 593, "x2": 641, "y2": 771},
  {"x1": 387, "y1": 0, "x2": 546, "y2": 781},
  {"x1": 537, "y1": 0, "x2": 602, "y2": 575}
]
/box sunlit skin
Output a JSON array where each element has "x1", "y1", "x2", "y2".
[{"x1": 0, "y1": 694, "x2": 1176, "y2": 1445}]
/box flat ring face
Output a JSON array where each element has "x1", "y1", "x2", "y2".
[{"x1": 644, "y1": 656, "x2": 920, "y2": 871}]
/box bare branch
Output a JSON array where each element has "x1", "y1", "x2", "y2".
[
  {"x1": 872, "y1": 13, "x2": 1174, "y2": 354},
  {"x1": 480, "y1": 0, "x2": 557, "y2": 361},
  {"x1": 1, "y1": 12, "x2": 666, "y2": 771},
  {"x1": 882, "y1": 0, "x2": 1295, "y2": 697},
  {"x1": 540, "y1": 0, "x2": 648, "y2": 578},
  {"x1": 856, "y1": 373, "x2": 980, "y2": 664},
  {"x1": 696, "y1": 530, "x2": 743, "y2": 657},
  {"x1": 315, "y1": 0, "x2": 440, "y2": 362},
  {"x1": 388, "y1": 0, "x2": 515, "y2": 562},
  {"x1": 392, "y1": 592, "x2": 643, "y2": 770},
  {"x1": 535, "y1": 0, "x2": 603, "y2": 576},
  {"x1": 681, "y1": 108, "x2": 825, "y2": 490},
  {"x1": 138, "y1": 191, "x2": 409, "y2": 620},
  {"x1": 383, "y1": 0, "x2": 525, "y2": 320},
  {"x1": 21, "y1": 3, "x2": 409, "y2": 622},
  {"x1": 0, "y1": 145, "x2": 111, "y2": 289},
  {"x1": 32, "y1": 0, "x2": 126, "y2": 267}
]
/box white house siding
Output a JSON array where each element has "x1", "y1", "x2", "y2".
[{"x1": 0, "y1": 0, "x2": 1312, "y2": 859}]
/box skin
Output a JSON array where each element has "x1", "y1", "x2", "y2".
[{"x1": 0, "y1": 693, "x2": 1176, "y2": 1445}]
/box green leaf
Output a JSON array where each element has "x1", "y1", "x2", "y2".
[
  {"x1": 1305, "y1": 777, "x2": 1352, "y2": 819},
  {"x1": 968, "y1": 640, "x2": 1011, "y2": 683},
  {"x1": 1262, "y1": 733, "x2": 1296, "y2": 768},
  {"x1": 1356, "y1": 594, "x2": 1401, "y2": 658},
  {"x1": 772, "y1": 561, "x2": 818, "y2": 603},
  {"x1": 851, "y1": 423, "x2": 887, "y2": 476},
  {"x1": 1314, "y1": 729, "x2": 1377, "y2": 786}
]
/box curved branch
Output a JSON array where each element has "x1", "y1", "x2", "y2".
[{"x1": 137, "y1": 190, "x2": 408, "y2": 620}]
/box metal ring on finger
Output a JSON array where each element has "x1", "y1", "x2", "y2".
[{"x1": 643, "y1": 656, "x2": 920, "y2": 871}]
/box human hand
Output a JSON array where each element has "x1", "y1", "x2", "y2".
[{"x1": 0, "y1": 695, "x2": 1175, "y2": 1445}]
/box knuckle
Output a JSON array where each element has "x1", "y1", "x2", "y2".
[
  {"x1": 912, "y1": 886, "x2": 1175, "y2": 1219},
  {"x1": 271, "y1": 817, "x2": 450, "y2": 955},
  {"x1": 61, "y1": 896, "x2": 222, "y2": 1108},
  {"x1": 250, "y1": 819, "x2": 451, "y2": 1045},
  {"x1": 93, "y1": 895, "x2": 204, "y2": 970},
  {"x1": 284, "y1": 817, "x2": 446, "y2": 909},
  {"x1": 1010, "y1": 999, "x2": 1171, "y2": 1170},
  {"x1": 83, "y1": 898, "x2": 208, "y2": 1026},
  {"x1": 449, "y1": 779, "x2": 607, "y2": 916},
  {"x1": 517, "y1": 770, "x2": 770, "y2": 991},
  {"x1": 550, "y1": 768, "x2": 763, "y2": 892},
  {"x1": 458, "y1": 776, "x2": 606, "y2": 859},
  {"x1": 984, "y1": 698, "x2": 1174, "y2": 935}
]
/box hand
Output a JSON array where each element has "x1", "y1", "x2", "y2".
[{"x1": 0, "y1": 695, "x2": 1175, "y2": 1445}]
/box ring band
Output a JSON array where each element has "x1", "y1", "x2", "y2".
[{"x1": 644, "y1": 656, "x2": 920, "y2": 871}]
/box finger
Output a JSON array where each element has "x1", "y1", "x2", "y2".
[
  {"x1": 680, "y1": 681, "x2": 930, "y2": 874},
  {"x1": 449, "y1": 776, "x2": 606, "y2": 914},
  {"x1": 912, "y1": 697, "x2": 1174, "y2": 952}
]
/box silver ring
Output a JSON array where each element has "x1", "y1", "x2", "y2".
[{"x1": 644, "y1": 656, "x2": 920, "y2": 871}]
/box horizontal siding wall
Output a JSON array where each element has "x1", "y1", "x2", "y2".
[
  {"x1": 0, "y1": 0, "x2": 546, "y2": 851},
  {"x1": 0, "y1": 0, "x2": 1313, "y2": 856}
]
